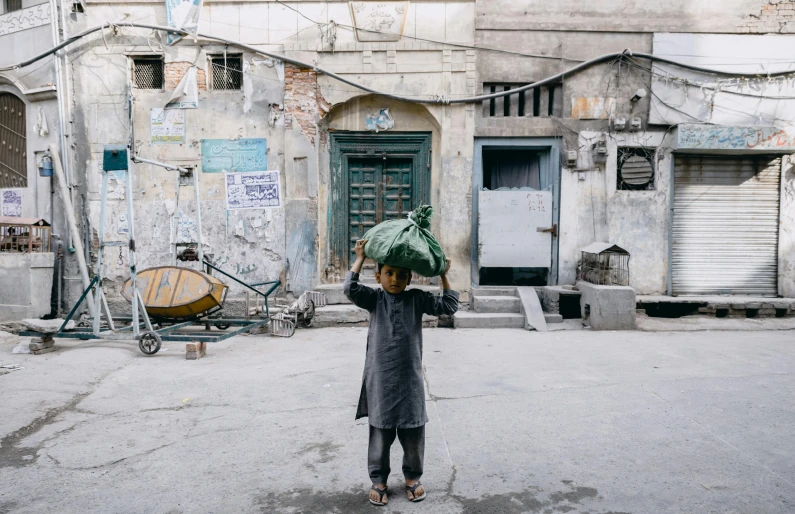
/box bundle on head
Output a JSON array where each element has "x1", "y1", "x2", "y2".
[{"x1": 363, "y1": 205, "x2": 447, "y2": 277}]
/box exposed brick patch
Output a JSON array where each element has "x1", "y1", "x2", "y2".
[
  {"x1": 743, "y1": 0, "x2": 795, "y2": 33},
  {"x1": 284, "y1": 64, "x2": 331, "y2": 145},
  {"x1": 165, "y1": 62, "x2": 207, "y2": 91}
]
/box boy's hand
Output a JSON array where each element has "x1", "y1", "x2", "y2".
[
  {"x1": 354, "y1": 239, "x2": 367, "y2": 260},
  {"x1": 443, "y1": 258, "x2": 452, "y2": 276}
]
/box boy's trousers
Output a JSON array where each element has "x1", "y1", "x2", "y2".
[{"x1": 368, "y1": 425, "x2": 425, "y2": 485}]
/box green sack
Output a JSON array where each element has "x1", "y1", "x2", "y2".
[{"x1": 363, "y1": 205, "x2": 447, "y2": 277}]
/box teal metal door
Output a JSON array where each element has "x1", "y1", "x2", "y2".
[
  {"x1": 348, "y1": 157, "x2": 413, "y2": 268},
  {"x1": 330, "y1": 133, "x2": 432, "y2": 274}
]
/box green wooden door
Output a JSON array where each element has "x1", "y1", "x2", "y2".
[{"x1": 348, "y1": 157, "x2": 414, "y2": 270}]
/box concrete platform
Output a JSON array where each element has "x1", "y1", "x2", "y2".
[
  {"x1": 638, "y1": 295, "x2": 795, "y2": 310},
  {"x1": 315, "y1": 283, "x2": 443, "y2": 305}
]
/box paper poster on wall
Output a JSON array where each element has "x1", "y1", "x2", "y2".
[
  {"x1": 1, "y1": 190, "x2": 23, "y2": 217},
  {"x1": 201, "y1": 138, "x2": 267, "y2": 173},
  {"x1": 349, "y1": 1, "x2": 408, "y2": 42},
  {"x1": 225, "y1": 171, "x2": 281, "y2": 210},
  {"x1": 150, "y1": 108, "x2": 186, "y2": 144},
  {"x1": 118, "y1": 213, "x2": 129, "y2": 234},
  {"x1": 165, "y1": 0, "x2": 204, "y2": 45},
  {"x1": 165, "y1": 67, "x2": 199, "y2": 109}
]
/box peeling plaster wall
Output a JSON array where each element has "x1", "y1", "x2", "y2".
[{"x1": 780, "y1": 156, "x2": 795, "y2": 297}]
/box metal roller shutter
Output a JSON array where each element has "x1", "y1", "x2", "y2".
[{"x1": 672, "y1": 155, "x2": 780, "y2": 296}]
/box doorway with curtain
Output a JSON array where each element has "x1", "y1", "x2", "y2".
[{"x1": 472, "y1": 139, "x2": 561, "y2": 287}]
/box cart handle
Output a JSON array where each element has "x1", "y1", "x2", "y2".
[
  {"x1": 60, "y1": 276, "x2": 99, "y2": 332},
  {"x1": 203, "y1": 261, "x2": 280, "y2": 299}
]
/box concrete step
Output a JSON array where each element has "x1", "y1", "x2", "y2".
[
  {"x1": 544, "y1": 313, "x2": 563, "y2": 324},
  {"x1": 312, "y1": 305, "x2": 439, "y2": 328},
  {"x1": 473, "y1": 296, "x2": 521, "y2": 314},
  {"x1": 453, "y1": 312, "x2": 525, "y2": 329},
  {"x1": 472, "y1": 287, "x2": 517, "y2": 297}
]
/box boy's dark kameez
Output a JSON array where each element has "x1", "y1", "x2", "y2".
[{"x1": 343, "y1": 271, "x2": 460, "y2": 430}]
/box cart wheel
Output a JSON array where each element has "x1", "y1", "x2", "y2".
[
  {"x1": 214, "y1": 323, "x2": 231, "y2": 330},
  {"x1": 301, "y1": 300, "x2": 315, "y2": 327},
  {"x1": 139, "y1": 331, "x2": 162, "y2": 355}
]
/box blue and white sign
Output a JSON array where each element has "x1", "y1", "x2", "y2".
[
  {"x1": 677, "y1": 124, "x2": 795, "y2": 152},
  {"x1": 201, "y1": 138, "x2": 267, "y2": 173},
  {"x1": 225, "y1": 171, "x2": 281, "y2": 210}
]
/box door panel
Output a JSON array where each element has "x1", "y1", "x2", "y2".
[
  {"x1": 478, "y1": 190, "x2": 553, "y2": 268},
  {"x1": 348, "y1": 157, "x2": 415, "y2": 270}
]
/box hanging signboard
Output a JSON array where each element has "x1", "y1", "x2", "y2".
[
  {"x1": 201, "y1": 138, "x2": 267, "y2": 173},
  {"x1": 225, "y1": 171, "x2": 281, "y2": 210},
  {"x1": 165, "y1": 0, "x2": 203, "y2": 45},
  {"x1": 150, "y1": 108, "x2": 186, "y2": 144},
  {"x1": 676, "y1": 124, "x2": 795, "y2": 153}
]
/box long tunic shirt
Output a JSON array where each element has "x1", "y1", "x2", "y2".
[{"x1": 344, "y1": 271, "x2": 460, "y2": 429}]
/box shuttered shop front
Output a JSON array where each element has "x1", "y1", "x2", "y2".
[{"x1": 672, "y1": 155, "x2": 781, "y2": 296}]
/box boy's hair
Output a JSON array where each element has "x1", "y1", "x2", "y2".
[{"x1": 377, "y1": 262, "x2": 411, "y2": 274}]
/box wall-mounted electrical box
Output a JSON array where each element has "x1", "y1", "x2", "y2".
[
  {"x1": 630, "y1": 117, "x2": 642, "y2": 131},
  {"x1": 566, "y1": 150, "x2": 578, "y2": 167},
  {"x1": 613, "y1": 117, "x2": 626, "y2": 131},
  {"x1": 102, "y1": 144, "x2": 128, "y2": 171}
]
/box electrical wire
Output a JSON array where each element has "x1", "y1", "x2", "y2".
[{"x1": 6, "y1": 22, "x2": 795, "y2": 106}]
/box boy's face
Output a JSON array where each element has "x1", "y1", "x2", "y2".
[{"x1": 376, "y1": 264, "x2": 412, "y2": 294}]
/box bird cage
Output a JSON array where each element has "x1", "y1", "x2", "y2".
[
  {"x1": 0, "y1": 217, "x2": 51, "y2": 253},
  {"x1": 578, "y1": 242, "x2": 630, "y2": 286}
]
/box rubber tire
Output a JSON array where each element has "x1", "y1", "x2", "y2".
[
  {"x1": 214, "y1": 323, "x2": 231, "y2": 330},
  {"x1": 138, "y1": 331, "x2": 162, "y2": 355}
]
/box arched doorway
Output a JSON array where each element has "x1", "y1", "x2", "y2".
[{"x1": 0, "y1": 92, "x2": 26, "y2": 189}]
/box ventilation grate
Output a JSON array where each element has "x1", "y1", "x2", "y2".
[
  {"x1": 133, "y1": 58, "x2": 164, "y2": 89},
  {"x1": 482, "y1": 82, "x2": 562, "y2": 118},
  {"x1": 210, "y1": 55, "x2": 243, "y2": 90},
  {"x1": 617, "y1": 148, "x2": 655, "y2": 190}
]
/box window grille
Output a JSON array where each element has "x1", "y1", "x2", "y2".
[
  {"x1": 209, "y1": 55, "x2": 243, "y2": 90},
  {"x1": 0, "y1": 93, "x2": 27, "y2": 189},
  {"x1": 617, "y1": 147, "x2": 655, "y2": 190},
  {"x1": 133, "y1": 57, "x2": 164, "y2": 89},
  {"x1": 5, "y1": 0, "x2": 22, "y2": 13},
  {"x1": 483, "y1": 83, "x2": 562, "y2": 118}
]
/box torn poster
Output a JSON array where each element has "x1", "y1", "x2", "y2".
[
  {"x1": 365, "y1": 108, "x2": 394, "y2": 132},
  {"x1": 165, "y1": 66, "x2": 199, "y2": 109},
  {"x1": 225, "y1": 171, "x2": 281, "y2": 210},
  {"x1": 349, "y1": 1, "x2": 408, "y2": 42},
  {"x1": 1, "y1": 189, "x2": 23, "y2": 217},
  {"x1": 165, "y1": 0, "x2": 203, "y2": 45},
  {"x1": 151, "y1": 108, "x2": 186, "y2": 144}
]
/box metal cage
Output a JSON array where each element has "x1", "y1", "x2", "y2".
[
  {"x1": 0, "y1": 217, "x2": 51, "y2": 253},
  {"x1": 578, "y1": 242, "x2": 630, "y2": 286}
]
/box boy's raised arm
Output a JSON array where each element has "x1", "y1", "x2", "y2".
[
  {"x1": 422, "y1": 259, "x2": 459, "y2": 316},
  {"x1": 344, "y1": 239, "x2": 377, "y2": 311}
]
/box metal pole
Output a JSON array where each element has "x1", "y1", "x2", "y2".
[
  {"x1": 49, "y1": 145, "x2": 95, "y2": 316},
  {"x1": 192, "y1": 167, "x2": 203, "y2": 263},
  {"x1": 93, "y1": 171, "x2": 108, "y2": 335}
]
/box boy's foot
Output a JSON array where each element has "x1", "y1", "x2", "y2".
[
  {"x1": 369, "y1": 484, "x2": 388, "y2": 506},
  {"x1": 405, "y1": 480, "x2": 426, "y2": 502}
]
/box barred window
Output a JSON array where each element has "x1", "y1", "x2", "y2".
[
  {"x1": 132, "y1": 57, "x2": 164, "y2": 89},
  {"x1": 209, "y1": 55, "x2": 243, "y2": 90},
  {"x1": 5, "y1": 0, "x2": 23, "y2": 13}
]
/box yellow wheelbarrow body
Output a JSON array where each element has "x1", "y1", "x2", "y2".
[{"x1": 121, "y1": 266, "x2": 228, "y2": 319}]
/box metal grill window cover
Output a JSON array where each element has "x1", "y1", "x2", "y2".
[
  {"x1": 671, "y1": 155, "x2": 781, "y2": 296},
  {"x1": 482, "y1": 83, "x2": 562, "y2": 118},
  {"x1": 133, "y1": 57, "x2": 164, "y2": 89},
  {"x1": 617, "y1": 147, "x2": 655, "y2": 190},
  {"x1": 210, "y1": 55, "x2": 243, "y2": 90},
  {"x1": 0, "y1": 92, "x2": 27, "y2": 189}
]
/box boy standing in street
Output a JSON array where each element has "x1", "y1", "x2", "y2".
[{"x1": 344, "y1": 239, "x2": 459, "y2": 506}]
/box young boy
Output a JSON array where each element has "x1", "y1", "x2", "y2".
[{"x1": 344, "y1": 239, "x2": 459, "y2": 506}]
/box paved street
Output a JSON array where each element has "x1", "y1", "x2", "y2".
[{"x1": 1, "y1": 327, "x2": 794, "y2": 514}]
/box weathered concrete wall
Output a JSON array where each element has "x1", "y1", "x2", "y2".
[
  {"x1": 476, "y1": 0, "x2": 774, "y2": 33},
  {"x1": 558, "y1": 131, "x2": 671, "y2": 295},
  {"x1": 780, "y1": 156, "x2": 795, "y2": 297},
  {"x1": 0, "y1": 252, "x2": 55, "y2": 321}
]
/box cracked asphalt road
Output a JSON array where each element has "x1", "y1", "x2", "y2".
[{"x1": 1, "y1": 328, "x2": 794, "y2": 513}]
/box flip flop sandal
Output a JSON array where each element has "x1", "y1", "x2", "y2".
[
  {"x1": 369, "y1": 485, "x2": 388, "y2": 506},
  {"x1": 406, "y1": 482, "x2": 426, "y2": 502}
]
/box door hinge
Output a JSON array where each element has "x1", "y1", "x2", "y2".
[{"x1": 537, "y1": 224, "x2": 558, "y2": 238}]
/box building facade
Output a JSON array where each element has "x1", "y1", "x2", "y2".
[{"x1": 2, "y1": 0, "x2": 794, "y2": 319}]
